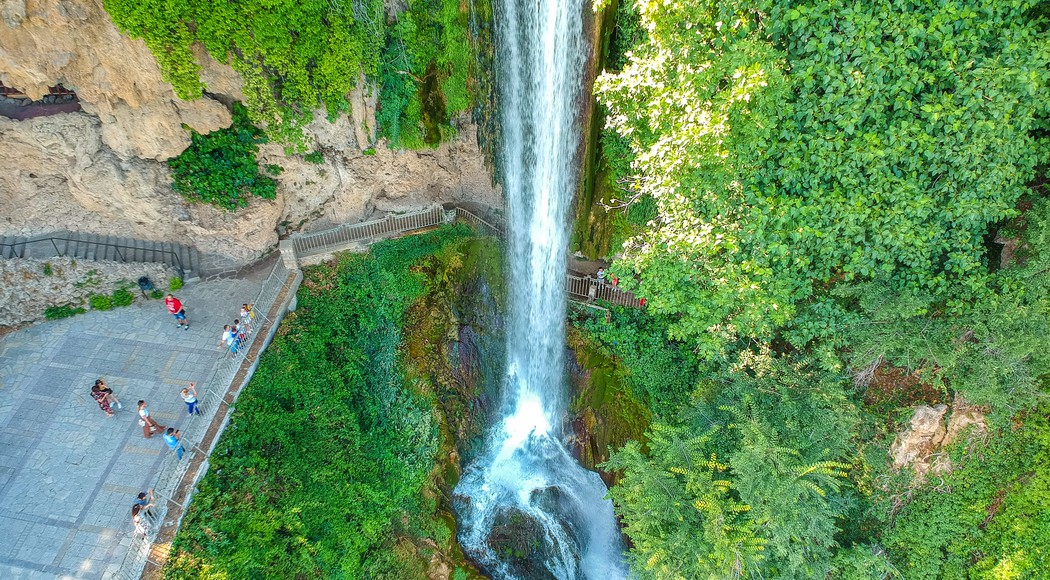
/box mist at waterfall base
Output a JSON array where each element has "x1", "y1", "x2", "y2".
[{"x1": 451, "y1": 1, "x2": 626, "y2": 578}]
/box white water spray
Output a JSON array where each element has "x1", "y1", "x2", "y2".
[{"x1": 453, "y1": 1, "x2": 627, "y2": 578}]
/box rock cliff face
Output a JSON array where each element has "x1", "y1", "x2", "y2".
[
  {"x1": 0, "y1": 0, "x2": 500, "y2": 268},
  {"x1": 0, "y1": 0, "x2": 233, "y2": 160},
  {"x1": 0, "y1": 112, "x2": 282, "y2": 263}
]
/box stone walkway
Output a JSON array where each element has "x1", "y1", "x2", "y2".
[{"x1": 0, "y1": 276, "x2": 265, "y2": 579}]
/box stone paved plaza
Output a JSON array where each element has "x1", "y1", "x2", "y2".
[{"x1": 0, "y1": 275, "x2": 265, "y2": 579}]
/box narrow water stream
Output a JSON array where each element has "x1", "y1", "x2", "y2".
[{"x1": 452, "y1": 1, "x2": 627, "y2": 578}]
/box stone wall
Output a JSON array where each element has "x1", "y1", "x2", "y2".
[{"x1": 0, "y1": 256, "x2": 176, "y2": 327}]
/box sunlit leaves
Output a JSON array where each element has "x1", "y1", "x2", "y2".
[{"x1": 598, "y1": 0, "x2": 1050, "y2": 354}]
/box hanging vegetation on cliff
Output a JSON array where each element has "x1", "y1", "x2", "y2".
[
  {"x1": 168, "y1": 103, "x2": 277, "y2": 210},
  {"x1": 102, "y1": 0, "x2": 474, "y2": 150}
]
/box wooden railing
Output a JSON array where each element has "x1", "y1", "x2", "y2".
[
  {"x1": 292, "y1": 206, "x2": 448, "y2": 258},
  {"x1": 291, "y1": 204, "x2": 643, "y2": 308}
]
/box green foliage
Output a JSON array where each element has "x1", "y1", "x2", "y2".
[
  {"x1": 169, "y1": 278, "x2": 183, "y2": 291},
  {"x1": 574, "y1": 306, "x2": 699, "y2": 417},
  {"x1": 882, "y1": 408, "x2": 1050, "y2": 579},
  {"x1": 103, "y1": 0, "x2": 383, "y2": 148},
  {"x1": 303, "y1": 151, "x2": 324, "y2": 164},
  {"x1": 835, "y1": 278, "x2": 1050, "y2": 422},
  {"x1": 88, "y1": 294, "x2": 113, "y2": 311},
  {"x1": 42, "y1": 262, "x2": 53, "y2": 276},
  {"x1": 606, "y1": 0, "x2": 647, "y2": 74},
  {"x1": 598, "y1": 0, "x2": 1050, "y2": 356},
  {"x1": 44, "y1": 304, "x2": 85, "y2": 320},
  {"x1": 102, "y1": 0, "x2": 473, "y2": 149},
  {"x1": 377, "y1": 0, "x2": 472, "y2": 148},
  {"x1": 168, "y1": 104, "x2": 277, "y2": 211},
  {"x1": 166, "y1": 226, "x2": 474, "y2": 578},
  {"x1": 604, "y1": 355, "x2": 860, "y2": 578},
  {"x1": 150, "y1": 289, "x2": 165, "y2": 300},
  {"x1": 605, "y1": 426, "x2": 764, "y2": 579},
  {"x1": 111, "y1": 287, "x2": 135, "y2": 308}
]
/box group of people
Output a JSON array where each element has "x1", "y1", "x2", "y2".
[
  {"x1": 217, "y1": 303, "x2": 255, "y2": 355},
  {"x1": 88, "y1": 289, "x2": 256, "y2": 539},
  {"x1": 88, "y1": 380, "x2": 194, "y2": 462}
]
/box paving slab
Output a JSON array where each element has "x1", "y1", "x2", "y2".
[{"x1": 0, "y1": 275, "x2": 264, "y2": 579}]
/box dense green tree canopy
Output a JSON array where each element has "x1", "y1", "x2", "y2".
[
  {"x1": 603, "y1": 357, "x2": 860, "y2": 578},
  {"x1": 599, "y1": 0, "x2": 1050, "y2": 356}
]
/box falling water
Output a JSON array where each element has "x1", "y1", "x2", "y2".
[{"x1": 452, "y1": 1, "x2": 626, "y2": 578}]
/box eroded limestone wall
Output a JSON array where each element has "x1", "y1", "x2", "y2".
[{"x1": 0, "y1": 0, "x2": 500, "y2": 268}]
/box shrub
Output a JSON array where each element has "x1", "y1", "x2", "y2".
[
  {"x1": 304, "y1": 150, "x2": 324, "y2": 164},
  {"x1": 112, "y1": 288, "x2": 135, "y2": 307},
  {"x1": 150, "y1": 289, "x2": 165, "y2": 299},
  {"x1": 42, "y1": 262, "x2": 53, "y2": 276},
  {"x1": 44, "y1": 304, "x2": 85, "y2": 320},
  {"x1": 88, "y1": 294, "x2": 113, "y2": 311},
  {"x1": 166, "y1": 225, "x2": 475, "y2": 578},
  {"x1": 168, "y1": 103, "x2": 278, "y2": 211},
  {"x1": 169, "y1": 278, "x2": 184, "y2": 291}
]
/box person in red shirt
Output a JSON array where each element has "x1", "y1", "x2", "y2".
[{"x1": 165, "y1": 294, "x2": 189, "y2": 330}]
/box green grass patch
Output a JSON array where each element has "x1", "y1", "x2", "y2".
[{"x1": 44, "y1": 304, "x2": 86, "y2": 320}]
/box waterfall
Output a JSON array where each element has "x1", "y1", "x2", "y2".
[{"x1": 452, "y1": 1, "x2": 627, "y2": 578}]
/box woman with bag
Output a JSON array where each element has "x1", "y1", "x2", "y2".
[
  {"x1": 137, "y1": 400, "x2": 165, "y2": 438},
  {"x1": 96, "y1": 378, "x2": 122, "y2": 410}
]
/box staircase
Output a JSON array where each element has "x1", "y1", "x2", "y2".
[{"x1": 0, "y1": 232, "x2": 201, "y2": 280}]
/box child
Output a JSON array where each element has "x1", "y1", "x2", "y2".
[{"x1": 234, "y1": 319, "x2": 247, "y2": 346}]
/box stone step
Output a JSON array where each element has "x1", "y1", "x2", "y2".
[{"x1": 0, "y1": 231, "x2": 203, "y2": 278}]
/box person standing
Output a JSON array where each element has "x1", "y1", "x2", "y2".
[
  {"x1": 164, "y1": 294, "x2": 189, "y2": 330},
  {"x1": 218, "y1": 325, "x2": 237, "y2": 354},
  {"x1": 90, "y1": 384, "x2": 114, "y2": 417},
  {"x1": 163, "y1": 428, "x2": 184, "y2": 460},
  {"x1": 131, "y1": 504, "x2": 151, "y2": 539},
  {"x1": 134, "y1": 489, "x2": 155, "y2": 518},
  {"x1": 96, "y1": 378, "x2": 122, "y2": 410},
  {"x1": 137, "y1": 400, "x2": 165, "y2": 438},
  {"x1": 181, "y1": 383, "x2": 200, "y2": 416},
  {"x1": 233, "y1": 319, "x2": 246, "y2": 346},
  {"x1": 596, "y1": 267, "x2": 606, "y2": 285},
  {"x1": 239, "y1": 304, "x2": 254, "y2": 336}
]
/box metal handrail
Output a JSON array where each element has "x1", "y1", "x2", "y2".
[
  {"x1": 291, "y1": 205, "x2": 642, "y2": 308},
  {"x1": 291, "y1": 206, "x2": 448, "y2": 258},
  {"x1": 114, "y1": 259, "x2": 298, "y2": 579},
  {"x1": 566, "y1": 273, "x2": 642, "y2": 307},
  {"x1": 0, "y1": 235, "x2": 187, "y2": 280}
]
